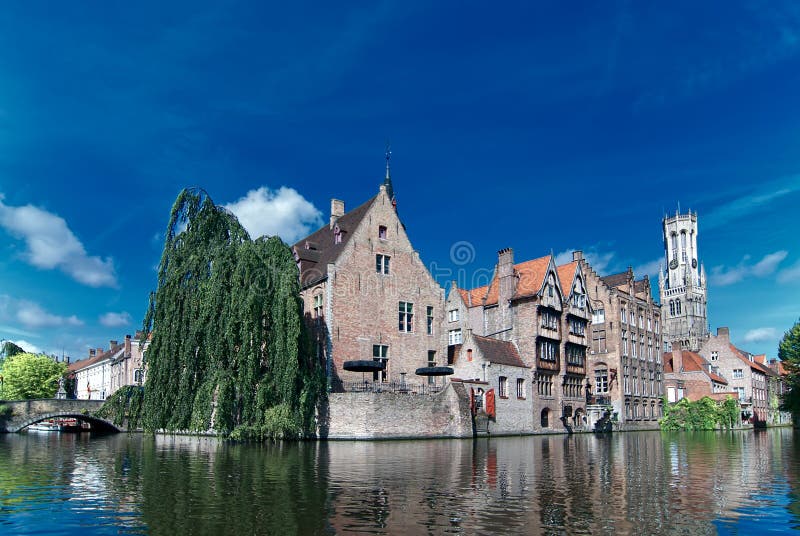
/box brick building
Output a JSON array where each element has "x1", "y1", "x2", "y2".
[
  {"x1": 580, "y1": 255, "x2": 665, "y2": 427},
  {"x1": 663, "y1": 348, "x2": 730, "y2": 402},
  {"x1": 109, "y1": 333, "x2": 148, "y2": 395},
  {"x1": 293, "y1": 176, "x2": 445, "y2": 391},
  {"x1": 446, "y1": 249, "x2": 590, "y2": 432}
]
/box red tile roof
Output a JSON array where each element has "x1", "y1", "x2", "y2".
[
  {"x1": 484, "y1": 255, "x2": 551, "y2": 306},
  {"x1": 663, "y1": 350, "x2": 728, "y2": 384},
  {"x1": 457, "y1": 286, "x2": 488, "y2": 307},
  {"x1": 556, "y1": 261, "x2": 578, "y2": 297},
  {"x1": 472, "y1": 335, "x2": 528, "y2": 368},
  {"x1": 68, "y1": 344, "x2": 124, "y2": 373}
]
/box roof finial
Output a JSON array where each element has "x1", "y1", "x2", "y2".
[{"x1": 383, "y1": 141, "x2": 395, "y2": 202}]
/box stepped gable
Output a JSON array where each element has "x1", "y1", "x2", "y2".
[
  {"x1": 483, "y1": 255, "x2": 550, "y2": 306},
  {"x1": 293, "y1": 195, "x2": 377, "y2": 288},
  {"x1": 472, "y1": 334, "x2": 528, "y2": 368}
]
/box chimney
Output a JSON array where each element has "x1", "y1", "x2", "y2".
[
  {"x1": 498, "y1": 248, "x2": 515, "y2": 327},
  {"x1": 673, "y1": 349, "x2": 684, "y2": 374},
  {"x1": 717, "y1": 327, "x2": 730, "y2": 341},
  {"x1": 330, "y1": 199, "x2": 345, "y2": 229},
  {"x1": 96, "y1": 347, "x2": 104, "y2": 357},
  {"x1": 125, "y1": 334, "x2": 132, "y2": 356},
  {"x1": 89, "y1": 349, "x2": 96, "y2": 358},
  {"x1": 572, "y1": 250, "x2": 583, "y2": 261},
  {"x1": 109, "y1": 340, "x2": 118, "y2": 350},
  {"x1": 66, "y1": 356, "x2": 70, "y2": 365}
]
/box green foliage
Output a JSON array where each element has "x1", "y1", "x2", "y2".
[
  {"x1": 96, "y1": 386, "x2": 145, "y2": 429},
  {"x1": 660, "y1": 396, "x2": 739, "y2": 431},
  {"x1": 0, "y1": 353, "x2": 66, "y2": 399},
  {"x1": 0, "y1": 404, "x2": 11, "y2": 418},
  {"x1": 778, "y1": 319, "x2": 800, "y2": 414},
  {"x1": 142, "y1": 188, "x2": 325, "y2": 439},
  {"x1": 0, "y1": 341, "x2": 24, "y2": 366}
]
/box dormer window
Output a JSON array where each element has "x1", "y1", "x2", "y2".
[
  {"x1": 334, "y1": 225, "x2": 342, "y2": 244},
  {"x1": 379, "y1": 225, "x2": 387, "y2": 240}
]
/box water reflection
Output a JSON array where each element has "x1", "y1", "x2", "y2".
[{"x1": 0, "y1": 429, "x2": 798, "y2": 534}]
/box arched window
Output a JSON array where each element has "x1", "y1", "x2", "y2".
[
  {"x1": 669, "y1": 300, "x2": 675, "y2": 316},
  {"x1": 676, "y1": 299, "x2": 681, "y2": 315},
  {"x1": 681, "y1": 231, "x2": 687, "y2": 262},
  {"x1": 540, "y1": 408, "x2": 550, "y2": 428},
  {"x1": 671, "y1": 233, "x2": 677, "y2": 258}
]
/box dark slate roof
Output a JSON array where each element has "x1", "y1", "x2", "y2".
[
  {"x1": 600, "y1": 271, "x2": 630, "y2": 288},
  {"x1": 633, "y1": 277, "x2": 649, "y2": 293},
  {"x1": 473, "y1": 335, "x2": 528, "y2": 368},
  {"x1": 293, "y1": 195, "x2": 377, "y2": 288}
]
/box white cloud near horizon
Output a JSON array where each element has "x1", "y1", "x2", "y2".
[
  {"x1": 15, "y1": 300, "x2": 83, "y2": 329},
  {"x1": 777, "y1": 260, "x2": 800, "y2": 283},
  {"x1": 709, "y1": 250, "x2": 788, "y2": 286},
  {"x1": 99, "y1": 311, "x2": 133, "y2": 327},
  {"x1": 8, "y1": 339, "x2": 43, "y2": 354},
  {"x1": 554, "y1": 247, "x2": 616, "y2": 274},
  {"x1": 742, "y1": 327, "x2": 778, "y2": 344},
  {"x1": 224, "y1": 186, "x2": 323, "y2": 243},
  {"x1": 0, "y1": 194, "x2": 117, "y2": 287}
]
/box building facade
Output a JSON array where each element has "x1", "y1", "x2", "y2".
[
  {"x1": 663, "y1": 349, "x2": 730, "y2": 403},
  {"x1": 109, "y1": 333, "x2": 148, "y2": 395},
  {"x1": 446, "y1": 249, "x2": 590, "y2": 432},
  {"x1": 68, "y1": 342, "x2": 123, "y2": 400},
  {"x1": 580, "y1": 254, "x2": 665, "y2": 427},
  {"x1": 294, "y1": 177, "x2": 445, "y2": 391},
  {"x1": 658, "y1": 210, "x2": 709, "y2": 352}
]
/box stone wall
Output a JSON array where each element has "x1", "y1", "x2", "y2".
[{"x1": 320, "y1": 383, "x2": 473, "y2": 439}]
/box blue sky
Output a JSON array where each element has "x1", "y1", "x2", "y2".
[{"x1": 1, "y1": 1, "x2": 798, "y2": 361}]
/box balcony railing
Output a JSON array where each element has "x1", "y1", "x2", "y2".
[{"x1": 341, "y1": 380, "x2": 444, "y2": 395}]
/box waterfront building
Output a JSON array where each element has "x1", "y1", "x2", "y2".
[
  {"x1": 293, "y1": 170, "x2": 445, "y2": 391},
  {"x1": 68, "y1": 342, "x2": 122, "y2": 400},
  {"x1": 109, "y1": 333, "x2": 148, "y2": 395},
  {"x1": 579, "y1": 254, "x2": 665, "y2": 427},
  {"x1": 698, "y1": 327, "x2": 776, "y2": 424},
  {"x1": 662, "y1": 348, "x2": 730, "y2": 402},
  {"x1": 658, "y1": 210, "x2": 709, "y2": 352},
  {"x1": 446, "y1": 248, "x2": 590, "y2": 432}
]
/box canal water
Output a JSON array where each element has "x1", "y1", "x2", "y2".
[{"x1": 0, "y1": 428, "x2": 798, "y2": 535}]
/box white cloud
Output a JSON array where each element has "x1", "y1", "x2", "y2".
[
  {"x1": 224, "y1": 186, "x2": 323, "y2": 243},
  {"x1": 99, "y1": 311, "x2": 133, "y2": 327},
  {"x1": 0, "y1": 195, "x2": 117, "y2": 287},
  {"x1": 554, "y1": 247, "x2": 615, "y2": 274},
  {"x1": 15, "y1": 300, "x2": 83, "y2": 329},
  {"x1": 703, "y1": 175, "x2": 800, "y2": 230},
  {"x1": 633, "y1": 258, "x2": 662, "y2": 279},
  {"x1": 709, "y1": 250, "x2": 788, "y2": 286},
  {"x1": 742, "y1": 327, "x2": 778, "y2": 344},
  {"x1": 778, "y1": 260, "x2": 800, "y2": 283}
]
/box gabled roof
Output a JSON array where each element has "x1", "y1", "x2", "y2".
[
  {"x1": 472, "y1": 335, "x2": 528, "y2": 368},
  {"x1": 633, "y1": 277, "x2": 650, "y2": 294},
  {"x1": 663, "y1": 350, "x2": 728, "y2": 384},
  {"x1": 600, "y1": 270, "x2": 630, "y2": 289},
  {"x1": 729, "y1": 345, "x2": 778, "y2": 377},
  {"x1": 293, "y1": 195, "x2": 378, "y2": 288},
  {"x1": 484, "y1": 255, "x2": 551, "y2": 306},
  {"x1": 457, "y1": 286, "x2": 488, "y2": 308},
  {"x1": 69, "y1": 344, "x2": 124, "y2": 373},
  {"x1": 557, "y1": 261, "x2": 580, "y2": 299}
]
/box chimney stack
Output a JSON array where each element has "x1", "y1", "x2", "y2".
[
  {"x1": 330, "y1": 199, "x2": 345, "y2": 229},
  {"x1": 717, "y1": 327, "x2": 730, "y2": 340},
  {"x1": 125, "y1": 334, "x2": 132, "y2": 356},
  {"x1": 572, "y1": 250, "x2": 583, "y2": 261},
  {"x1": 89, "y1": 349, "x2": 96, "y2": 358},
  {"x1": 673, "y1": 349, "x2": 684, "y2": 373},
  {"x1": 109, "y1": 340, "x2": 118, "y2": 350},
  {"x1": 96, "y1": 347, "x2": 104, "y2": 357},
  {"x1": 497, "y1": 248, "x2": 515, "y2": 330}
]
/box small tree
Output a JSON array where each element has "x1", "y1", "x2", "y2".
[
  {"x1": 1, "y1": 353, "x2": 67, "y2": 399},
  {"x1": 0, "y1": 341, "x2": 25, "y2": 369},
  {"x1": 778, "y1": 319, "x2": 800, "y2": 418}
]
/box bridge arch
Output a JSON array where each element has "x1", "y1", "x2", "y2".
[
  {"x1": 12, "y1": 412, "x2": 121, "y2": 433},
  {"x1": 1, "y1": 399, "x2": 125, "y2": 433}
]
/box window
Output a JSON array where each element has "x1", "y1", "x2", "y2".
[
  {"x1": 676, "y1": 299, "x2": 681, "y2": 315},
  {"x1": 378, "y1": 225, "x2": 387, "y2": 240},
  {"x1": 648, "y1": 337, "x2": 653, "y2": 360},
  {"x1": 733, "y1": 369, "x2": 744, "y2": 379},
  {"x1": 448, "y1": 329, "x2": 462, "y2": 345},
  {"x1": 427, "y1": 306, "x2": 434, "y2": 335},
  {"x1": 655, "y1": 319, "x2": 660, "y2": 334},
  {"x1": 538, "y1": 339, "x2": 558, "y2": 361},
  {"x1": 428, "y1": 351, "x2": 436, "y2": 385},
  {"x1": 547, "y1": 274, "x2": 555, "y2": 297},
  {"x1": 313, "y1": 294, "x2": 323, "y2": 319},
  {"x1": 572, "y1": 278, "x2": 585, "y2": 308},
  {"x1": 647, "y1": 316, "x2": 652, "y2": 331},
  {"x1": 134, "y1": 369, "x2": 144, "y2": 385},
  {"x1": 639, "y1": 314, "x2": 644, "y2": 329},
  {"x1": 448, "y1": 309, "x2": 459, "y2": 322},
  {"x1": 592, "y1": 308, "x2": 605, "y2": 324},
  {"x1": 569, "y1": 317, "x2": 586, "y2": 336},
  {"x1": 334, "y1": 225, "x2": 342, "y2": 244},
  {"x1": 669, "y1": 301, "x2": 675, "y2": 316},
  {"x1": 499, "y1": 376, "x2": 508, "y2": 398},
  {"x1": 734, "y1": 386, "x2": 745, "y2": 400},
  {"x1": 622, "y1": 330, "x2": 628, "y2": 356},
  {"x1": 373, "y1": 345, "x2": 388, "y2": 382},
  {"x1": 566, "y1": 344, "x2": 585, "y2": 366},
  {"x1": 376, "y1": 254, "x2": 390, "y2": 274},
  {"x1": 537, "y1": 373, "x2": 553, "y2": 397},
  {"x1": 632, "y1": 334, "x2": 637, "y2": 357},
  {"x1": 541, "y1": 309, "x2": 559, "y2": 330},
  {"x1": 595, "y1": 367, "x2": 609, "y2": 394},
  {"x1": 398, "y1": 301, "x2": 413, "y2": 332},
  {"x1": 592, "y1": 329, "x2": 607, "y2": 353},
  {"x1": 671, "y1": 233, "x2": 677, "y2": 257},
  {"x1": 516, "y1": 378, "x2": 525, "y2": 399},
  {"x1": 541, "y1": 408, "x2": 550, "y2": 428},
  {"x1": 621, "y1": 307, "x2": 627, "y2": 324},
  {"x1": 710, "y1": 351, "x2": 718, "y2": 361}
]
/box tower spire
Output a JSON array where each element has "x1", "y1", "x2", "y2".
[{"x1": 383, "y1": 142, "x2": 395, "y2": 202}]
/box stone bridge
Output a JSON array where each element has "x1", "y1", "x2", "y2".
[{"x1": 0, "y1": 399, "x2": 123, "y2": 433}]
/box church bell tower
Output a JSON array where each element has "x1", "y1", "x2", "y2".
[{"x1": 658, "y1": 210, "x2": 709, "y2": 352}]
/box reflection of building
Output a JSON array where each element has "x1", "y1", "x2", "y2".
[
  {"x1": 658, "y1": 210, "x2": 709, "y2": 352},
  {"x1": 293, "y1": 171, "x2": 445, "y2": 391},
  {"x1": 446, "y1": 249, "x2": 590, "y2": 432},
  {"x1": 581, "y1": 255, "x2": 664, "y2": 427}
]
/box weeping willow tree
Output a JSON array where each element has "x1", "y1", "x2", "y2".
[{"x1": 142, "y1": 188, "x2": 324, "y2": 439}]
